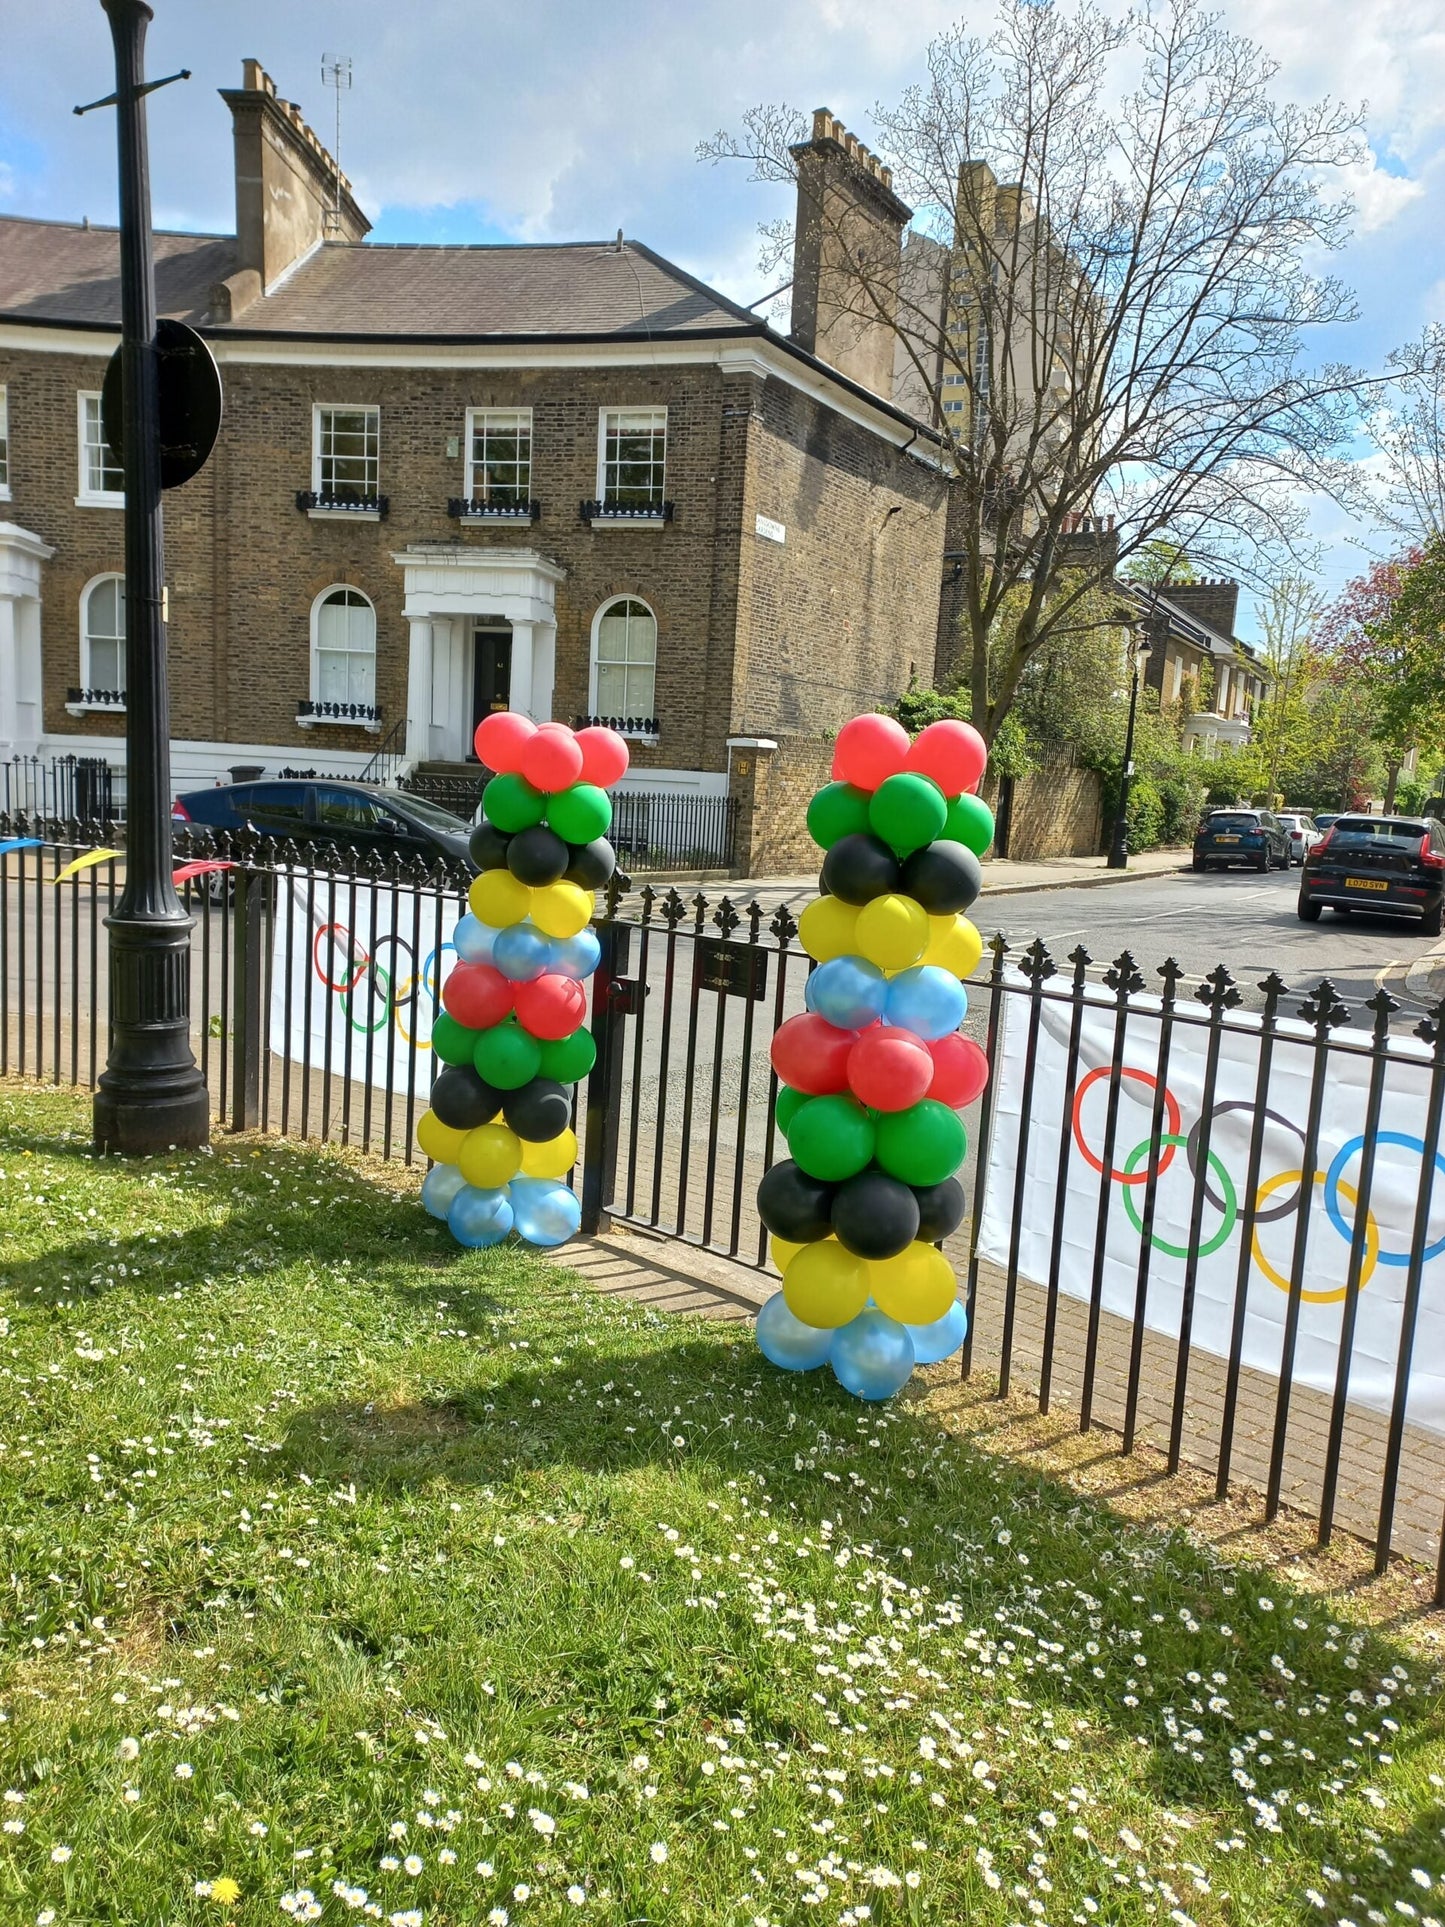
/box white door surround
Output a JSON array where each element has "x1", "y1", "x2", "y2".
[
  {"x1": 393, "y1": 545, "x2": 565, "y2": 764},
  {"x1": 0, "y1": 522, "x2": 56, "y2": 756}
]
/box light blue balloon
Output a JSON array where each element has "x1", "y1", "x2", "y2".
[
  {"x1": 830, "y1": 1308, "x2": 916, "y2": 1401},
  {"x1": 509, "y1": 1175, "x2": 582, "y2": 1249},
  {"x1": 453, "y1": 913, "x2": 497, "y2": 964},
  {"x1": 550, "y1": 928, "x2": 602, "y2": 981},
  {"x1": 906, "y1": 1298, "x2": 969, "y2": 1365},
  {"x1": 805, "y1": 954, "x2": 888, "y2": 1031},
  {"x1": 755, "y1": 1290, "x2": 836, "y2": 1372},
  {"x1": 421, "y1": 1162, "x2": 468, "y2": 1220},
  {"x1": 492, "y1": 921, "x2": 555, "y2": 983},
  {"x1": 447, "y1": 1184, "x2": 514, "y2": 1248},
  {"x1": 883, "y1": 965, "x2": 968, "y2": 1041}
]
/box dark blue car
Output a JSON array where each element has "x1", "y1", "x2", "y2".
[
  {"x1": 173, "y1": 778, "x2": 474, "y2": 866},
  {"x1": 1192, "y1": 808, "x2": 1291, "y2": 873}
]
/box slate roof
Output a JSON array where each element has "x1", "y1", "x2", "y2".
[{"x1": 0, "y1": 216, "x2": 758, "y2": 342}]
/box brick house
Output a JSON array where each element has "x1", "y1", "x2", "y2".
[
  {"x1": 1130, "y1": 579, "x2": 1269, "y2": 755},
  {"x1": 0, "y1": 63, "x2": 948, "y2": 865}
]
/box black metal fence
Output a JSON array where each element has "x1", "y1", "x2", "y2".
[
  {"x1": 2, "y1": 755, "x2": 124, "y2": 823},
  {"x1": 4, "y1": 817, "x2": 1444, "y2": 1588}
]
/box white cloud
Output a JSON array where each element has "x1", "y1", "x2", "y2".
[{"x1": 1339, "y1": 155, "x2": 1426, "y2": 235}]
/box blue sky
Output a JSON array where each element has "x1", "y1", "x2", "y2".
[{"x1": 3, "y1": 0, "x2": 1443, "y2": 621}]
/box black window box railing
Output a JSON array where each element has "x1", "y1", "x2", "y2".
[
  {"x1": 66, "y1": 687, "x2": 127, "y2": 708},
  {"x1": 296, "y1": 700, "x2": 384, "y2": 726},
  {"x1": 296, "y1": 490, "x2": 389, "y2": 516},
  {"x1": 580, "y1": 499, "x2": 673, "y2": 523},
  {"x1": 574, "y1": 713, "x2": 660, "y2": 738},
  {"x1": 448, "y1": 498, "x2": 541, "y2": 523}
]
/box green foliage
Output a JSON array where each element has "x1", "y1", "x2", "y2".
[
  {"x1": 1121, "y1": 539, "x2": 1199, "y2": 587},
  {"x1": 893, "y1": 681, "x2": 971, "y2": 734},
  {"x1": 1125, "y1": 775, "x2": 1166, "y2": 850}
]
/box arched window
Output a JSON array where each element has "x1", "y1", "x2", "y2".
[
  {"x1": 590, "y1": 596, "x2": 656, "y2": 722},
  {"x1": 81, "y1": 574, "x2": 126, "y2": 694},
  {"x1": 311, "y1": 585, "x2": 376, "y2": 706}
]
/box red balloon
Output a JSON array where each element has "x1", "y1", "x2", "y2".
[
  {"x1": 475, "y1": 711, "x2": 537, "y2": 772},
  {"x1": 519, "y1": 724, "x2": 584, "y2": 794},
  {"x1": 575, "y1": 725, "x2": 631, "y2": 789},
  {"x1": 846, "y1": 1024, "x2": 935, "y2": 1113},
  {"x1": 831, "y1": 713, "x2": 910, "y2": 792},
  {"x1": 927, "y1": 1032, "x2": 990, "y2": 1109},
  {"x1": 441, "y1": 961, "x2": 514, "y2": 1031},
  {"x1": 514, "y1": 973, "x2": 588, "y2": 1041},
  {"x1": 770, "y1": 1012, "x2": 855, "y2": 1095},
  {"x1": 905, "y1": 718, "x2": 988, "y2": 797}
]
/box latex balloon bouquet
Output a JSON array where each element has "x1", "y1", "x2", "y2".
[
  {"x1": 755, "y1": 712, "x2": 994, "y2": 1399},
  {"x1": 416, "y1": 714, "x2": 629, "y2": 1251}
]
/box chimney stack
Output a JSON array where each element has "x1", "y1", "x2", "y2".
[
  {"x1": 790, "y1": 108, "x2": 912, "y2": 401},
  {"x1": 1163, "y1": 578, "x2": 1240, "y2": 640}
]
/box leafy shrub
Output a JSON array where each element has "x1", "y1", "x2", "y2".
[{"x1": 1126, "y1": 776, "x2": 1166, "y2": 851}]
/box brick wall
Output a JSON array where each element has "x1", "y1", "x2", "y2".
[{"x1": 729, "y1": 733, "x2": 835, "y2": 878}]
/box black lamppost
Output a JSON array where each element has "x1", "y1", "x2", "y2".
[
  {"x1": 88, "y1": 0, "x2": 211, "y2": 1154},
  {"x1": 1106, "y1": 627, "x2": 1155, "y2": 870}
]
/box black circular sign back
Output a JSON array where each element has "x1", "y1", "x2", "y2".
[{"x1": 101, "y1": 318, "x2": 223, "y2": 491}]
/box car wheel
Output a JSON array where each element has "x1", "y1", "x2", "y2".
[
  {"x1": 1256, "y1": 852, "x2": 1269, "y2": 873},
  {"x1": 1192, "y1": 856, "x2": 1205, "y2": 873},
  {"x1": 1422, "y1": 901, "x2": 1444, "y2": 939},
  {"x1": 1298, "y1": 894, "x2": 1322, "y2": 923}
]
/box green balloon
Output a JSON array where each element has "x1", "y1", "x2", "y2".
[
  {"x1": 943, "y1": 792, "x2": 995, "y2": 857},
  {"x1": 807, "y1": 781, "x2": 872, "y2": 851},
  {"x1": 484, "y1": 772, "x2": 547, "y2": 833},
  {"x1": 547, "y1": 782, "x2": 612, "y2": 843},
  {"x1": 786, "y1": 1093, "x2": 876, "y2": 1182},
  {"x1": 431, "y1": 1011, "x2": 480, "y2": 1066},
  {"x1": 473, "y1": 1017, "x2": 542, "y2": 1091},
  {"x1": 775, "y1": 1084, "x2": 809, "y2": 1135},
  {"x1": 537, "y1": 1027, "x2": 596, "y2": 1084},
  {"x1": 874, "y1": 1100, "x2": 967, "y2": 1187},
  {"x1": 868, "y1": 772, "x2": 948, "y2": 857}
]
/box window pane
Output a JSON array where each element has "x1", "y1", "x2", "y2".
[
  {"x1": 317, "y1": 407, "x2": 379, "y2": 497},
  {"x1": 595, "y1": 663, "x2": 627, "y2": 712},
  {"x1": 316, "y1": 652, "x2": 349, "y2": 703}
]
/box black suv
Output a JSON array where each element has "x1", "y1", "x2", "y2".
[
  {"x1": 1298, "y1": 814, "x2": 1445, "y2": 935},
  {"x1": 1192, "y1": 808, "x2": 1291, "y2": 873},
  {"x1": 173, "y1": 779, "x2": 474, "y2": 866}
]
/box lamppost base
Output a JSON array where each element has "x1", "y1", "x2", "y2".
[
  {"x1": 92, "y1": 913, "x2": 211, "y2": 1155},
  {"x1": 93, "y1": 1076, "x2": 211, "y2": 1156}
]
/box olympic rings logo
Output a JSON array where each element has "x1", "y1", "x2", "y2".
[
  {"x1": 310, "y1": 921, "x2": 453, "y2": 1048},
  {"x1": 1070, "y1": 1068, "x2": 1445, "y2": 1302}
]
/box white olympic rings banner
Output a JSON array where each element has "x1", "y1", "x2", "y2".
[{"x1": 977, "y1": 973, "x2": 1445, "y2": 1435}]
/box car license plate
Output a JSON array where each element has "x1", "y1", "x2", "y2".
[
  {"x1": 1215, "y1": 835, "x2": 1239, "y2": 844},
  {"x1": 1345, "y1": 878, "x2": 1389, "y2": 892}
]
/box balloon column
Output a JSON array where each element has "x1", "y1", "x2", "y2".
[
  {"x1": 416, "y1": 714, "x2": 630, "y2": 1252},
  {"x1": 755, "y1": 712, "x2": 994, "y2": 1399}
]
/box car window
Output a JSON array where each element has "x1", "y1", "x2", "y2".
[
  {"x1": 1205, "y1": 812, "x2": 1258, "y2": 829},
  {"x1": 1334, "y1": 817, "x2": 1428, "y2": 841},
  {"x1": 314, "y1": 786, "x2": 388, "y2": 830},
  {"x1": 393, "y1": 793, "x2": 471, "y2": 832},
  {"x1": 244, "y1": 784, "x2": 308, "y2": 827}
]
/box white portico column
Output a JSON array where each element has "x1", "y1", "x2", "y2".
[
  {"x1": 404, "y1": 617, "x2": 433, "y2": 765},
  {"x1": 506, "y1": 620, "x2": 558, "y2": 724},
  {"x1": 0, "y1": 524, "x2": 56, "y2": 756}
]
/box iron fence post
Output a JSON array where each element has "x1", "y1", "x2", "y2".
[
  {"x1": 580, "y1": 914, "x2": 632, "y2": 1234},
  {"x1": 229, "y1": 868, "x2": 263, "y2": 1132}
]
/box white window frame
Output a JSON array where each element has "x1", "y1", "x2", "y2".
[
  {"x1": 76, "y1": 392, "x2": 124, "y2": 508},
  {"x1": 309, "y1": 403, "x2": 381, "y2": 517},
  {"x1": 592, "y1": 407, "x2": 668, "y2": 525},
  {"x1": 71, "y1": 572, "x2": 127, "y2": 712},
  {"x1": 588, "y1": 595, "x2": 659, "y2": 737},
  {"x1": 465, "y1": 406, "x2": 533, "y2": 508},
  {"x1": 306, "y1": 583, "x2": 380, "y2": 727},
  {"x1": 0, "y1": 384, "x2": 9, "y2": 500}
]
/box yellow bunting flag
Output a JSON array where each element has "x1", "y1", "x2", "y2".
[{"x1": 51, "y1": 848, "x2": 120, "y2": 884}]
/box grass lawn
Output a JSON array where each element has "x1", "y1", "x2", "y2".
[{"x1": 2, "y1": 1085, "x2": 1444, "y2": 1927}]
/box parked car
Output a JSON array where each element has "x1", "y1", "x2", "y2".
[
  {"x1": 1275, "y1": 812, "x2": 1321, "y2": 865},
  {"x1": 173, "y1": 779, "x2": 475, "y2": 867},
  {"x1": 1298, "y1": 814, "x2": 1445, "y2": 934},
  {"x1": 1192, "y1": 808, "x2": 1292, "y2": 873},
  {"x1": 1313, "y1": 811, "x2": 1342, "y2": 833}
]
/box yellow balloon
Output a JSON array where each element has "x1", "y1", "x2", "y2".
[
  {"x1": 799, "y1": 895, "x2": 860, "y2": 963},
  {"x1": 458, "y1": 1121, "x2": 523, "y2": 1188},
  {"x1": 769, "y1": 1233, "x2": 835, "y2": 1274},
  {"x1": 415, "y1": 1109, "x2": 470, "y2": 1166},
  {"x1": 469, "y1": 868, "x2": 532, "y2": 928},
  {"x1": 781, "y1": 1240, "x2": 868, "y2": 1329},
  {"x1": 867, "y1": 1242, "x2": 957, "y2": 1325},
  {"x1": 531, "y1": 880, "x2": 593, "y2": 939},
  {"x1": 925, "y1": 913, "x2": 984, "y2": 981},
  {"x1": 855, "y1": 892, "x2": 929, "y2": 972},
  {"x1": 520, "y1": 1127, "x2": 578, "y2": 1179}
]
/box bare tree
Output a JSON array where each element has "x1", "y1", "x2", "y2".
[
  {"x1": 1252, "y1": 574, "x2": 1325, "y2": 797},
  {"x1": 1360, "y1": 327, "x2": 1445, "y2": 541},
  {"x1": 702, "y1": 0, "x2": 1367, "y2": 743}
]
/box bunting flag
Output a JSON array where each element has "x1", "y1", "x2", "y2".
[
  {"x1": 0, "y1": 837, "x2": 44, "y2": 856},
  {"x1": 172, "y1": 860, "x2": 236, "y2": 885},
  {"x1": 50, "y1": 848, "x2": 121, "y2": 884}
]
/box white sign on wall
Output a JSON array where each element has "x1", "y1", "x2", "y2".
[
  {"x1": 977, "y1": 974, "x2": 1445, "y2": 1433},
  {"x1": 754, "y1": 513, "x2": 786, "y2": 544}
]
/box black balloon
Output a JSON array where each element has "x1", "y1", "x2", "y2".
[
  {"x1": 820, "y1": 832, "x2": 901, "y2": 905},
  {"x1": 502, "y1": 1077, "x2": 572, "y2": 1143},
  {"x1": 831, "y1": 1168, "x2": 920, "y2": 1259},
  {"x1": 430, "y1": 1064, "x2": 503, "y2": 1131},
  {"x1": 913, "y1": 1176, "x2": 966, "y2": 1244},
  {"x1": 469, "y1": 821, "x2": 511, "y2": 871},
  {"x1": 565, "y1": 837, "x2": 617, "y2": 890},
  {"x1": 757, "y1": 1160, "x2": 835, "y2": 1243},
  {"x1": 507, "y1": 824, "x2": 570, "y2": 886},
  {"x1": 901, "y1": 841, "x2": 983, "y2": 915}
]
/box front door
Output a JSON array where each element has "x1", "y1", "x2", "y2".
[{"x1": 470, "y1": 623, "x2": 513, "y2": 758}]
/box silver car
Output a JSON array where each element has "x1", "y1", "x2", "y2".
[{"x1": 1275, "y1": 812, "x2": 1320, "y2": 865}]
